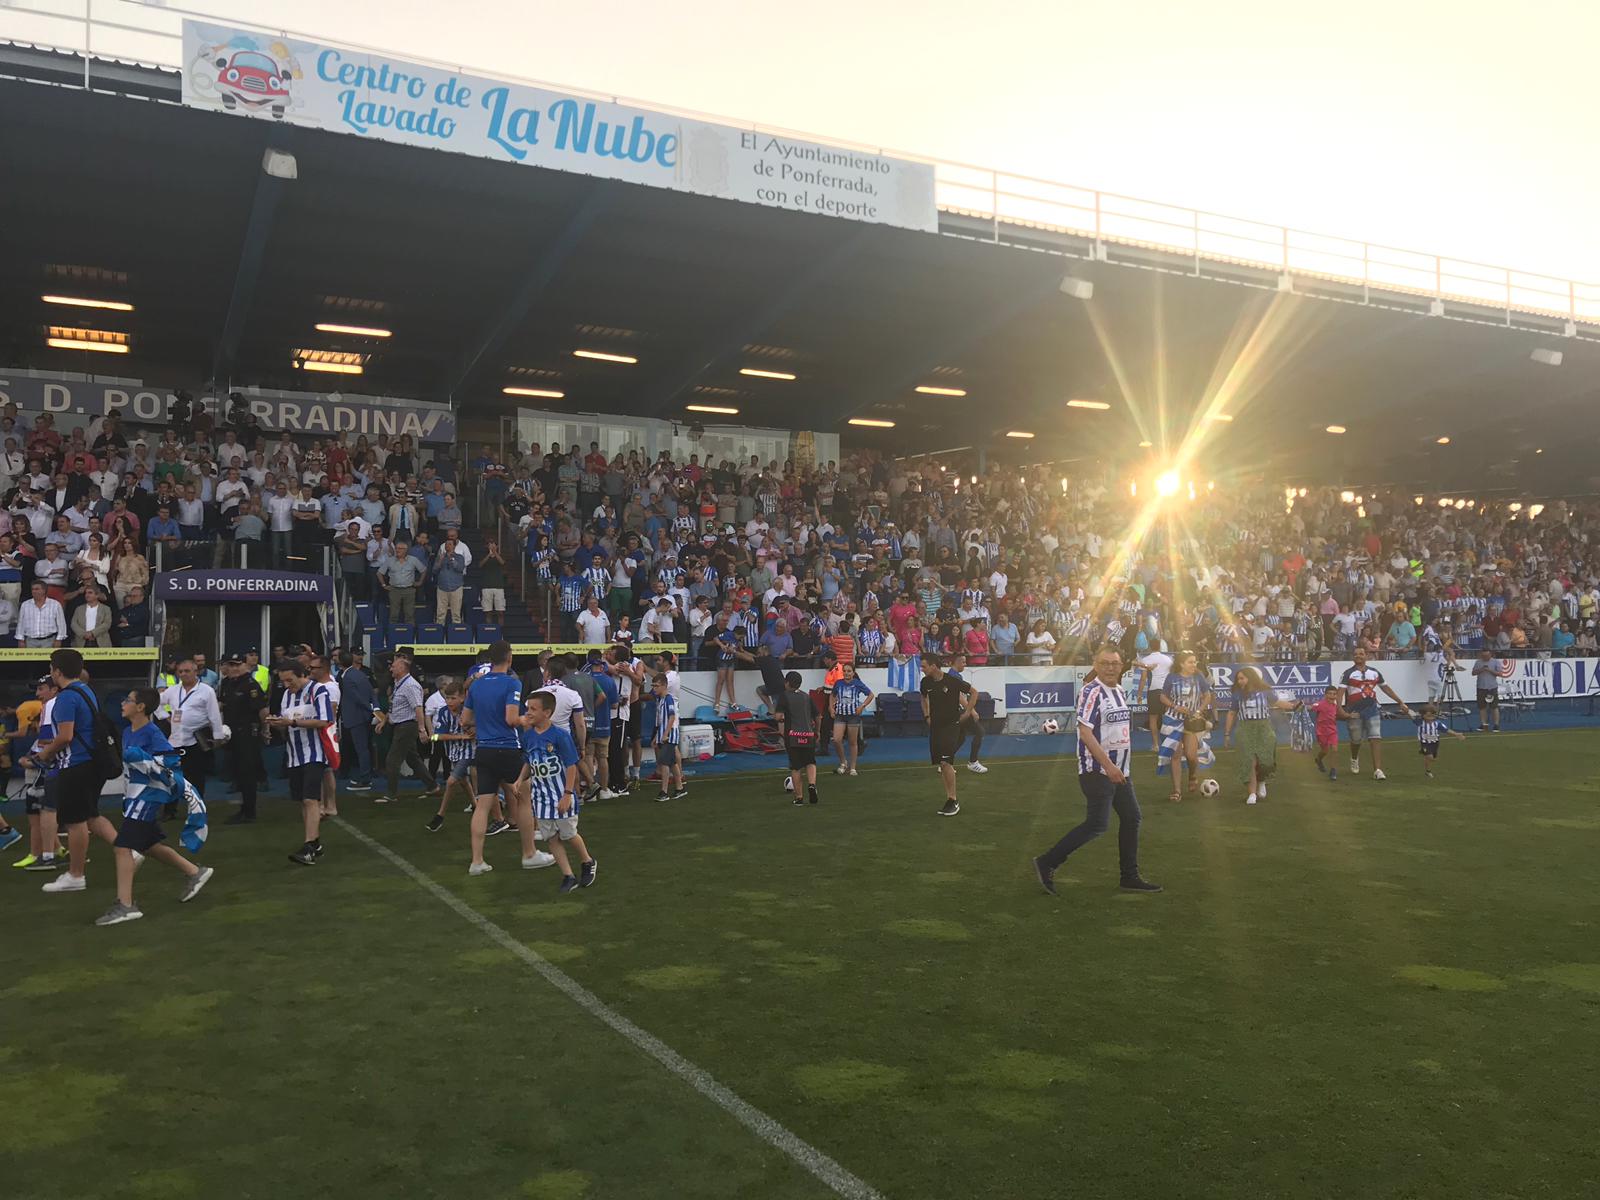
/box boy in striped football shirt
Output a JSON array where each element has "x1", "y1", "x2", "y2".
[
  {"x1": 95, "y1": 688, "x2": 214, "y2": 926},
  {"x1": 426, "y1": 683, "x2": 474, "y2": 833},
  {"x1": 522, "y1": 691, "x2": 595, "y2": 893},
  {"x1": 1412, "y1": 703, "x2": 1465, "y2": 780},
  {"x1": 652, "y1": 673, "x2": 686, "y2": 802}
]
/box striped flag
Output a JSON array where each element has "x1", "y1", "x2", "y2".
[{"x1": 887, "y1": 655, "x2": 920, "y2": 692}]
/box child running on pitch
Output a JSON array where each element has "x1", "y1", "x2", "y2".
[
  {"x1": 522, "y1": 690, "x2": 595, "y2": 893},
  {"x1": 96, "y1": 688, "x2": 215, "y2": 926},
  {"x1": 427, "y1": 683, "x2": 474, "y2": 832},
  {"x1": 652, "y1": 672, "x2": 685, "y2": 803},
  {"x1": 1305, "y1": 685, "x2": 1350, "y2": 780},
  {"x1": 776, "y1": 670, "x2": 821, "y2": 806},
  {"x1": 1413, "y1": 703, "x2": 1466, "y2": 780}
]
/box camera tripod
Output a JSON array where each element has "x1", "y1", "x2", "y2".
[{"x1": 1438, "y1": 667, "x2": 1467, "y2": 729}]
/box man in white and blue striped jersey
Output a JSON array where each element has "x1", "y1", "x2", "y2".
[
  {"x1": 1033, "y1": 643, "x2": 1161, "y2": 895},
  {"x1": 267, "y1": 658, "x2": 336, "y2": 867}
]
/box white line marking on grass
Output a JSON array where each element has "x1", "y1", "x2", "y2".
[{"x1": 334, "y1": 817, "x2": 883, "y2": 1200}]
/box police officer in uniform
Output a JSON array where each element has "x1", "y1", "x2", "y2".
[{"x1": 219, "y1": 653, "x2": 269, "y2": 825}]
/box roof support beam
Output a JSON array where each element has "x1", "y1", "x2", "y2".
[
  {"x1": 807, "y1": 267, "x2": 1074, "y2": 429},
  {"x1": 651, "y1": 227, "x2": 872, "y2": 415},
  {"x1": 440, "y1": 187, "x2": 612, "y2": 405},
  {"x1": 212, "y1": 130, "x2": 293, "y2": 385}
]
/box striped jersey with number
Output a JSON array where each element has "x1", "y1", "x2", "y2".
[
  {"x1": 1235, "y1": 689, "x2": 1273, "y2": 720},
  {"x1": 522, "y1": 723, "x2": 579, "y2": 820},
  {"x1": 433, "y1": 706, "x2": 472, "y2": 763},
  {"x1": 282, "y1": 683, "x2": 333, "y2": 768},
  {"x1": 833, "y1": 678, "x2": 872, "y2": 716},
  {"x1": 656, "y1": 694, "x2": 680, "y2": 744},
  {"x1": 1076, "y1": 679, "x2": 1130, "y2": 776}
]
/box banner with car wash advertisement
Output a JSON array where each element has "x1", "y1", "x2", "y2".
[{"x1": 178, "y1": 20, "x2": 938, "y2": 234}]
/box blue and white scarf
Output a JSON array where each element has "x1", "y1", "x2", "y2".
[
  {"x1": 887, "y1": 655, "x2": 921, "y2": 692},
  {"x1": 1154, "y1": 709, "x2": 1215, "y2": 775}
]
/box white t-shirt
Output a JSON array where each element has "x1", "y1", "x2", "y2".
[
  {"x1": 988, "y1": 569, "x2": 1009, "y2": 599},
  {"x1": 546, "y1": 681, "x2": 584, "y2": 736},
  {"x1": 424, "y1": 688, "x2": 445, "y2": 728},
  {"x1": 1137, "y1": 650, "x2": 1174, "y2": 692},
  {"x1": 1026, "y1": 631, "x2": 1057, "y2": 663},
  {"x1": 576, "y1": 609, "x2": 611, "y2": 645}
]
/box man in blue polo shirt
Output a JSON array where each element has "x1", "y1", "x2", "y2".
[{"x1": 39, "y1": 648, "x2": 117, "y2": 894}]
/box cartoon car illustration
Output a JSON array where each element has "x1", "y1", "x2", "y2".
[{"x1": 213, "y1": 49, "x2": 290, "y2": 118}]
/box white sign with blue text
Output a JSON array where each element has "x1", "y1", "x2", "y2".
[{"x1": 180, "y1": 21, "x2": 938, "y2": 233}]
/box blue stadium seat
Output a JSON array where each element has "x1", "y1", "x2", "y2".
[
  {"x1": 388, "y1": 623, "x2": 414, "y2": 648},
  {"x1": 878, "y1": 694, "x2": 905, "y2": 723},
  {"x1": 447, "y1": 623, "x2": 474, "y2": 644},
  {"x1": 693, "y1": 704, "x2": 728, "y2": 725},
  {"x1": 353, "y1": 602, "x2": 375, "y2": 627},
  {"x1": 415, "y1": 623, "x2": 445, "y2": 644},
  {"x1": 475, "y1": 623, "x2": 502, "y2": 644}
]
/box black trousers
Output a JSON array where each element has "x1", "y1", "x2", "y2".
[
  {"x1": 229, "y1": 734, "x2": 262, "y2": 818},
  {"x1": 958, "y1": 712, "x2": 984, "y2": 763},
  {"x1": 183, "y1": 744, "x2": 213, "y2": 804},
  {"x1": 1038, "y1": 772, "x2": 1142, "y2": 882},
  {"x1": 610, "y1": 718, "x2": 633, "y2": 785}
]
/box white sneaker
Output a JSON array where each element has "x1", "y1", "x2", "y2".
[
  {"x1": 835, "y1": 765, "x2": 847, "y2": 775},
  {"x1": 1373, "y1": 769, "x2": 1387, "y2": 781},
  {"x1": 42, "y1": 871, "x2": 86, "y2": 893},
  {"x1": 783, "y1": 776, "x2": 795, "y2": 791},
  {"x1": 1350, "y1": 759, "x2": 1360, "y2": 774},
  {"x1": 598, "y1": 788, "x2": 620, "y2": 800},
  {"x1": 1245, "y1": 793, "x2": 1257, "y2": 805},
  {"x1": 468, "y1": 862, "x2": 494, "y2": 876},
  {"x1": 522, "y1": 851, "x2": 556, "y2": 870},
  {"x1": 966, "y1": 761, "x2": 988, "y2": 774},
  {"x1": 1258, "y1": 782, "x2": 1267, "y2": 799},
  {"x1": 848, "y1": 767, "x2": 858, "y2": 777}
]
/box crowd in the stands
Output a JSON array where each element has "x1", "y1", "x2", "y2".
[
  {"x1": 471, "y1": 439, "x2": 1600, "y2": 668},
  {"x1": 4, "y1": 393, "x2": 1595, "y2": 672},
  {"x1": 0, "y1": 398, "x2": 480, "y2": 647}
]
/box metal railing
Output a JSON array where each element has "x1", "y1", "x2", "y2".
[{"x1": 4, "y1": 5, "x2": 1598, "y2": 329}]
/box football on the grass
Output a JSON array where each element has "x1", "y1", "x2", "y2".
[
  {"x1": 1200, "y1": 778, "x2": 1220, "y2": 796},
  {"x1": 1041, "y1": 718, "x2": 1060, "y2": 734}
]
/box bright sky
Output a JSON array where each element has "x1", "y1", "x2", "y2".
[{"x1": 10, "y1": 0, "x2": 1600, "y2": 281}]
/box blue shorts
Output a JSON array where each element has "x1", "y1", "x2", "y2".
[
  {"x1": 656, "y1": 743, "x2": 679, "y2": 767},
  {"x1": 448, "y1": 758, "x2": 473, "y2": 782},
  {"x1": 1346, "y1": 710, "x2": 1382, "y2": 741},
  {"x1": 836, "y1": 715, "x2": 863, "y2": 728},
  {"x1": 590, "y1": 723, "x2": 612, "y2": 742}
]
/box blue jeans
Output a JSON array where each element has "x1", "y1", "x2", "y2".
[
  {"x1": 1038, "y1": 772, "x2": 1142, "y2": 881},
  {"x1": 345, "y1": 722, "x2": 373, "y2": 782}
]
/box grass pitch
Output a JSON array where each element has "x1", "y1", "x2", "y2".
[{"x1": 5, "y1": 730, "x2": 1600, "y2": 1199}]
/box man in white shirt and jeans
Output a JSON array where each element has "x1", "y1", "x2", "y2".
[
  {"x1": 265, "y1": 481, "x2": 295, "y2": 568},
  {"x1": 161, "y1": 656, "x2": 225, "y2": 808}
]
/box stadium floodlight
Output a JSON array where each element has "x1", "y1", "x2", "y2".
[
  {"x1": 739, "y1": 368, "x2": 796, "y2": 381},
  {"x1": 1528, "y1": 504, "x2": 1544, "y2": 519},
  {"x1": 573, "y1": 349, "x2": 638, "y2": 364},
  {"x1": 1509, "y1": 502, "x2": 1523, "y2": 512},
  {"x1": 1067, "y1": 399, "x2": 1110, "y2": 410},
  {"x1": 1530, "y1": 348, "x2": 1563, "y2": 367},
  {"x1": 914, "y1": 385, "x2": 966, "y2": 396},
  {"x1": 1414, "y1": 496, "x2": 1425, "y2": 505},
  {"x1": 503, "y1": 387, "x2": 565, "y2": 399},
  {"x1": 1436, "y1": 436, "x2": 1451, "y2": 445},
  {"x1": 1535, "y1": 448, "x2": 1544, "y2": 454},
  {"x1": 42, "y1": 294, "x2": 133, "y2": 312},
  {"x1": 1005, "y1": 430, "x2": 1035, "y2": 439},
  {"x1": 848, "y1": 418, "x2": 895, "y2": 428},
  {"x1": 46, "y1": 336, "x2": 128, "y2": 353},
  {"x1": 1155, "y1": 470, "x2": 1180, "y2": 498},
  {"x1": 316, "y1": 323, "x2": 391, "y2": 338},
  {"x1": 1325, "y1": 425, "x2": 1346, "y2": 434},
  {"x1": 1339, "y1": 490, "x2": 1355, "y2": 503},
  {"x1": 1138, "y1": 439, "x2": 1153, "y2": 448},
  {"x1": 686, "y1": 405, "x2": 738, "y2": 415},
  {"x1": 1059, "y1": 275, "x2": 1094, "y2": 300},
  {"x1": 295, "y1": 349, "x2": 364, "y2": 375},
  {"x1": 1208, "y1": 413, "x2": 1233, "y2": 422}
]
